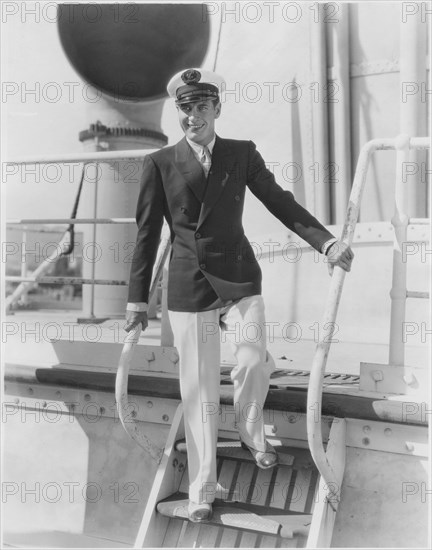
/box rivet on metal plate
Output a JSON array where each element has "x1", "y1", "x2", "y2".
[{"x1": 371, "y1": 370, "x2": 383, "y2": 382}]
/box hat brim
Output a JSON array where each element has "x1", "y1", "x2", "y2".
[
  {"x1": 175, "y1": 94, "x2": 220, "y2": 105},
  {"x1": 167, "y1": 68, "x2": 225, "y2": 100}
]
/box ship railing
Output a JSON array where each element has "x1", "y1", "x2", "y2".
[
  {"x1": 5, "y1": 149, "x2": 161, "y2": 313},
  {"x1": 5, "y1": 139, "x2": 431, "y2": 482},
  {"x1": 307, "y1": 134, "x2": 430, "y2": 502}
]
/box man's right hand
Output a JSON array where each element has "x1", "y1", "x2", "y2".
[{"x1": 124, "y1": 310, "x2": 148, "y2": 333}]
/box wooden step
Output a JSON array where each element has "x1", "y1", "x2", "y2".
[
  {"x1": 157, "y1": 493, "x2": 311, "y2": 540},
  {"x1": 157, "y1": 441, "x2": 318, "y2": 548},
  {"x1": 175, "y1": 438, "x2": 295, "y2": 467}
]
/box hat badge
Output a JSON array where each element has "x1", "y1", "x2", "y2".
[{"x1": 181, "y1": 69, "x2": 201, "y2": 85}]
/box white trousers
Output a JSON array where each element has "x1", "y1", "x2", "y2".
[{"x1": 168, "y1": 295, "x2": 275, "y2": 504}]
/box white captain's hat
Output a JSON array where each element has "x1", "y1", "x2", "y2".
[{"x1": 167, "y1": 68, "x2": 225, "y2": 105}]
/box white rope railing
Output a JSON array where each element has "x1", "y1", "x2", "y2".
[
  {"x1": 115, "y1": 224, "x2": 172, "y2": 462},
  {"x1": 306, "y1": 135, "x2": 430, "y2": 498}
]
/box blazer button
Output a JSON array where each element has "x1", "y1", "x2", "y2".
[
  {"x1": 234, "y1": 195, "x2": 240, "y2": 201},
  {"x1": 199, "y1": 263, "x2": 206, "y2": 270},
  {"x1": 237, "y1": 255, "x2": 242, "y2": 260},
  {"x1": 195, "y1": 232, "x2": 201, "y2": 239}
]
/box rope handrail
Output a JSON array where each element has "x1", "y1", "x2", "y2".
[
  {"x1": 115, "y1": 224, "x2": 172, "y2": 463},
  {"x1": 306, "y1": 135, "x2": 431, "y2": 495}
]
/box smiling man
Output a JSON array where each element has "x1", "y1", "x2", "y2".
[
  {"x1": 125, "y1": 68, "x2": 354, "y2": 522},
  {"x1": 177, "y1": 99, "x2": 220, "y2": 145}
]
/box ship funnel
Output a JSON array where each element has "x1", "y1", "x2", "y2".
[
  {"x1": 57, "y1": 3, "x2": 211, "y2": 319},
  {"x1": 57, "y1": 3, "x2": 210, "y2": 103}
]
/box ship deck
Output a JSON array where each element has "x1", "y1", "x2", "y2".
[
  {"x1": 3, "y1": 309, "x2": 429, "y2": 548},
  {"x1": 4, "y1": 310, "x2": 428, "y2": 374}
]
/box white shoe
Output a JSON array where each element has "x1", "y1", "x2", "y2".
[{"x1": 188, "y1": 501, "x2": 212, "y2": 522}]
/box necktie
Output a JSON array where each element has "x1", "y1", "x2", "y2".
[{"x1": 199, "y1": 146, "x2": 212, "y2": 176}]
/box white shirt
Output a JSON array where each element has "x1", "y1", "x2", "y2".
[{"x1": 185, "y1": 135, "x2": 216, "y2": 162}]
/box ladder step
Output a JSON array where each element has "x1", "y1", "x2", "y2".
[
  {"x1": 406, "y1": 290, "x2": 429, "y2": 299},
  {"x1": 175, "y1": 438, "x2": 295, "y2": 466},
  {"x1": 408, "y1": 217, "x2": 430, "y2": 225},
  {"x1": 157, "y1": 493, "x2": 311, "y2": 539}
]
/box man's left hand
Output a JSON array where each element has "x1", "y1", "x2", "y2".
[{"x1": 327, "y1": 241, "x2": 354, "y2": 275}]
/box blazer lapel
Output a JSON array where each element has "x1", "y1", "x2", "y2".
[
  {"x1": 198, "y1": 137, "x2": 236, "y2": 227},
  {"x1": 175, "y1": 138, "x2": 207, "y2": 202}
]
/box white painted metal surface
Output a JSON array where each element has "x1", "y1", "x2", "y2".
[
  {"x1": 400, "y1": 5, "x2": 428, "y2": 217},
  {"x1": 359, "y1": 362, "x2": 429, "y2": 397},
  {"x1": 7, "y1": 218, "x2": 135, "y2": 224},
  {"x1": 6, "y1": 276, "x2": 128, "y2": 285},
  {"x1": 389, "y1": 135, "x2": 410, "y2": 365},
  {"x1": 327, "y1": 3, "x2": 351, "y2": 224},
  {"x1": 309, "y1": 5, "x2": 330, "y2": 222},
  {"x1": 6, "y1": 150, "x2": 157, "y2": 164}
]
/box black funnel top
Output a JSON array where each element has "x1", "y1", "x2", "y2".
[{"x1": 58, "y1": 3, "x2": 210, "y2": 101}]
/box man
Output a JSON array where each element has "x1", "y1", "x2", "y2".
[{"x1": 125, "y1": 68, "x2": 354, "y2": 522}]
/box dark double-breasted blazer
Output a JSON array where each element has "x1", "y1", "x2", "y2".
[{"x1": 128, "y1": 136, "x2": 334, "y2": 312}]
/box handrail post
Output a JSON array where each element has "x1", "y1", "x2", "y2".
[
  {"x1": 89, "y1": 163, "x2": 99, "y2": 319},
  {"x1": 306, "y1": 139, "x2": 380, "y2": 494},
  {"x1": 306, "y1": 135, "x2": 430, "y2": 496},
  {"x1": 20, "y1": 227, "x2": 29, "y2": 306},
  {"x1": 389, "y1": 134, "x2": 410, "y2": 366}
]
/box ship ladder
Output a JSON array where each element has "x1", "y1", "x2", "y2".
[
  {"x1": 131, "y1": 401, "x2": 341, "y2": 548},
  {"x1": 118, "y1": 135, "x2": 429, "y2": 548}
]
